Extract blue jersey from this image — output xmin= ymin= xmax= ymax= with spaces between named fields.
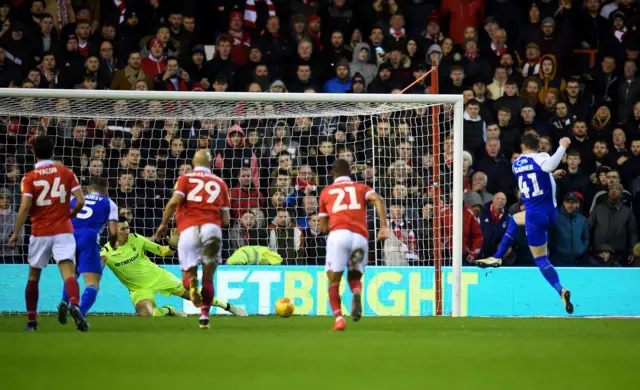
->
xmin=71 ymin=193 xmax=118 ymax=274
xmin=513 ymin=152 xmax=557 ymax=211
xmin=71 ymin=193 xmax=118 ymax=241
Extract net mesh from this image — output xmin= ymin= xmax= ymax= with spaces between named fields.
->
xmin=0 ymin=94 xmax=455 ymax=314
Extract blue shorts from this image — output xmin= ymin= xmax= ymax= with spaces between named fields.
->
xmin=75 ymin=234 xmax=102 ymax=275
xmin=525 ymin=207 xmax=557 ymax=247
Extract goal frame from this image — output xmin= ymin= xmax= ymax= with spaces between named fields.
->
xmin=0 ymin=88 xmax=464 ymax=317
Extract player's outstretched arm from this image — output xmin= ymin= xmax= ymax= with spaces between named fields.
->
xmin=155 ymin=193 xmax=184 ymax=240
xmin=9 ymin=195 xmax=32 ymax=247
xmin=367 ymin=191 xmax=389 ymax=241
xmin=135 ymin=234 xmax=173 ymax=257
xmin=541 ymin=137 xmax=571 ymax=173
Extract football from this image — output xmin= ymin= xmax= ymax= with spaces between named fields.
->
xmin=275 ymin=298 xmax=295 ymax=318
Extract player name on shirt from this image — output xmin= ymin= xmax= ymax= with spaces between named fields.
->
xmin=513 ymin=164 xmax=533 ymax=174
xmin=34 ymin=167 xmax=58 ymax=175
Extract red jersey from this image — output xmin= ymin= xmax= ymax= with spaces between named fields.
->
xmin=21 ymin=160 xmax=81 ymax=236
xmin=174 ymin=167 xmax=230 ymax=232
xmin=318 ymin=176 xmax=374 ymax=239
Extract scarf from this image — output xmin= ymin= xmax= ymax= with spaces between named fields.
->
xmin=391 ymin=219 xmax=418 ymax=260
xmin=244 ymin=0 xmax=276 ymax=29
xmin=490 ymin=204 xmax=504 ymax=224
xmin=114 ymin=0 xmax=127 ymax=24
xmin=465 ymin=51 xmax=479 ymax=61
xmin=522 ymin=59 xmax=541 ymax=77
xmin=56 ymin=0 xmax=69 ymax=31
xmin=390 ymin=27 xmax=405 ymax=39
xmin=491 ymin=42 xmax=507 ymax=56
xmin=613 ymin=26 xmax=628 ymax=43
xmin=229 ymin=28 xmax=250 ymax=46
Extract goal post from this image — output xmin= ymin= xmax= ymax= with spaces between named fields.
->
xmin=0 ymin=89 xmax=464 ymax=317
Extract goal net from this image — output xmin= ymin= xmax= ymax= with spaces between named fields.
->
xmin=0 ymin=90 xmax=463 ymax=317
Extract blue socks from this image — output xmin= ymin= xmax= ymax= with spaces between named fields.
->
xmin=80 ymin=285 xmax=99 ymax=316
xmin=63 ymin=284 xmax=99 ymax=315
xmin=534 ymin=255 xmax=563 ymax=295
xmin=493 ymin=217 xmax=519 ymax=258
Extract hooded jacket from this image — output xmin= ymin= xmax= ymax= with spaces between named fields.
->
xmin=537 ymin=54 xmax=567 ymax=104
xmin=214 ymin=124 xmax=259 ymax=187
xmin=349 ymin=42 xmax=378 ymax=86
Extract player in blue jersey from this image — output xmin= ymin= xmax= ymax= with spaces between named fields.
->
xmin=475 ymin=133 xmax=574 ymax=314
xmin=57 ymin=178 xmax=118 ymax=323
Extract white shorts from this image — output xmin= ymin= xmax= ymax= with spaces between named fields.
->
xmin=177 ymin=224 xmax=223 ymax=271
xmin=325 ymin=230 xmax=368 ymax=273
xmin=28 ymin=234 xmax=76 ymax=269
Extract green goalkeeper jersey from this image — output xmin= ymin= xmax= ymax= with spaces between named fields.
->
xmin=101 ymin=233 xmax=175 ymax=291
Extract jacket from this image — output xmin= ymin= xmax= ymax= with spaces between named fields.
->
xmin=479 ymin=203 xmax=510 ymax=258
xmin=588 ymin=200 xmax=638 ymax=255
xmin=349 ymin=42 xmax=377 ymax=85
xmin=550 ymin=206 xmax=589 ymax=266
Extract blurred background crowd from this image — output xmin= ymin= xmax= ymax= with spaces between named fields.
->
xmin=1 ymin=0 xmax=640 ymax=268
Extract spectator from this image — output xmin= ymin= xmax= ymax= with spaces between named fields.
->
xmin=230 ymin=167 xmax=265 ymax=221
xmin=479 ymin=192 xmax=509 ymax=258
xmin=556 ymin=149 xmax=589 ymax=205
xmin=214 ymin=124 xmax=259 ymax=186
xmin=585 ymin=244 xmax=621 ymax=267
xmin=141 ymin=38 xmax=166 ymax=80
xmin=229 ymin=210 xmax=269 ymax=250
xmin=349 ymin=42 xmax=376 ymax=86
xmin=323 ymin=58 xmax=351 ymax=93
xmin=589 ymin=183 xmax=638 ymax=266
xmin=0 ymin=187 xmax=22 ymax=259
xmin=589 ymin=168 xmax=633 ymax=212
xmin=304 ymin=213 xmax=326 ymax=265
xmin=268 ymin=209 xmax=303 ymax=264
xmin=550 ymin=192 xmax=589 ymax=266
xmin=111 ymin=51 xmax=151 ymax=90
xmin=384 ymin=202 xmax=419 ymax=265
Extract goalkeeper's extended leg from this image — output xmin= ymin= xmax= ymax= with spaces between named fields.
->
xmin=212 ymin=297 xmax=248 ymax=316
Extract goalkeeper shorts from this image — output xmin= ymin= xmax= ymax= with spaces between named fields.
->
xmin=129 ymin=271 xmax=185 ymax=306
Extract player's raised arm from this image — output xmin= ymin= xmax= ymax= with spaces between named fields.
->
xmin=367 ymin=191 xmax=389 ymax=241
xmin=134 ymin=233 xmax=173 ymax=257
xmin=540 ymin=137 xmax=571 ymax=173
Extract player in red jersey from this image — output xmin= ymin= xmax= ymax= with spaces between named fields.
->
xmin=318 ymin=159 xmax=388 ymax=331
xmin=8 ymin=136 xmax=88 ymax=332
xmin=155 ymin=149 xmax=231 ymax=329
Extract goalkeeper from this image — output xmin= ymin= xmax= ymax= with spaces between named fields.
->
xmin=101 ymin=217 xmax=246 ymax=317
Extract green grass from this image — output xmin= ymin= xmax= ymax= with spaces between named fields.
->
xmin=0 ymin=316 xmax=638 ymax=390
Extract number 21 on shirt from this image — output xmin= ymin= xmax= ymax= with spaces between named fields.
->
xmin=518 ymin=173 xmax=543 ymax=199
xmin=328 ymin=186 xmax=362 ymax=213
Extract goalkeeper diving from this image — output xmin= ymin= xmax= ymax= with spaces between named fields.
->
xmin=100 ymin=216 xmax=246 ymax=317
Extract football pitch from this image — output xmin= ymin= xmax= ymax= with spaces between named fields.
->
xmin=0 ymin=316 xmax=638 ymax=390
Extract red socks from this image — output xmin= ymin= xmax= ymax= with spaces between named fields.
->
xmin=349 ymin=280 xmax=362 ymax=295
xmin=200 ymin=280 xmax=214 ymax=317
xmin=64 ymin=277 xmax=80 ymax=305
xmin=183 ymin=277 xmax=191 ymax=290
xmin=201 ymin=280 xmax=214 ymax=306
xmin=328 ymin=284 xmax=342 ymax=318
xmin=25 ymin=280 xmax=39 ymax=321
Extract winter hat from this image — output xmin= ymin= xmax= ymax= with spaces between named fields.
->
xmin=336 ymin=58 xmax=350 ymax=69
xmin=270 ymin=79 xmax=286 ymax=90
xmin=541 ymin=17 xmax=555 ymax=28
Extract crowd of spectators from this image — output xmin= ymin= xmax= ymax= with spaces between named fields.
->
xmin=0 ymin=0 xmax=640 ymax=268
